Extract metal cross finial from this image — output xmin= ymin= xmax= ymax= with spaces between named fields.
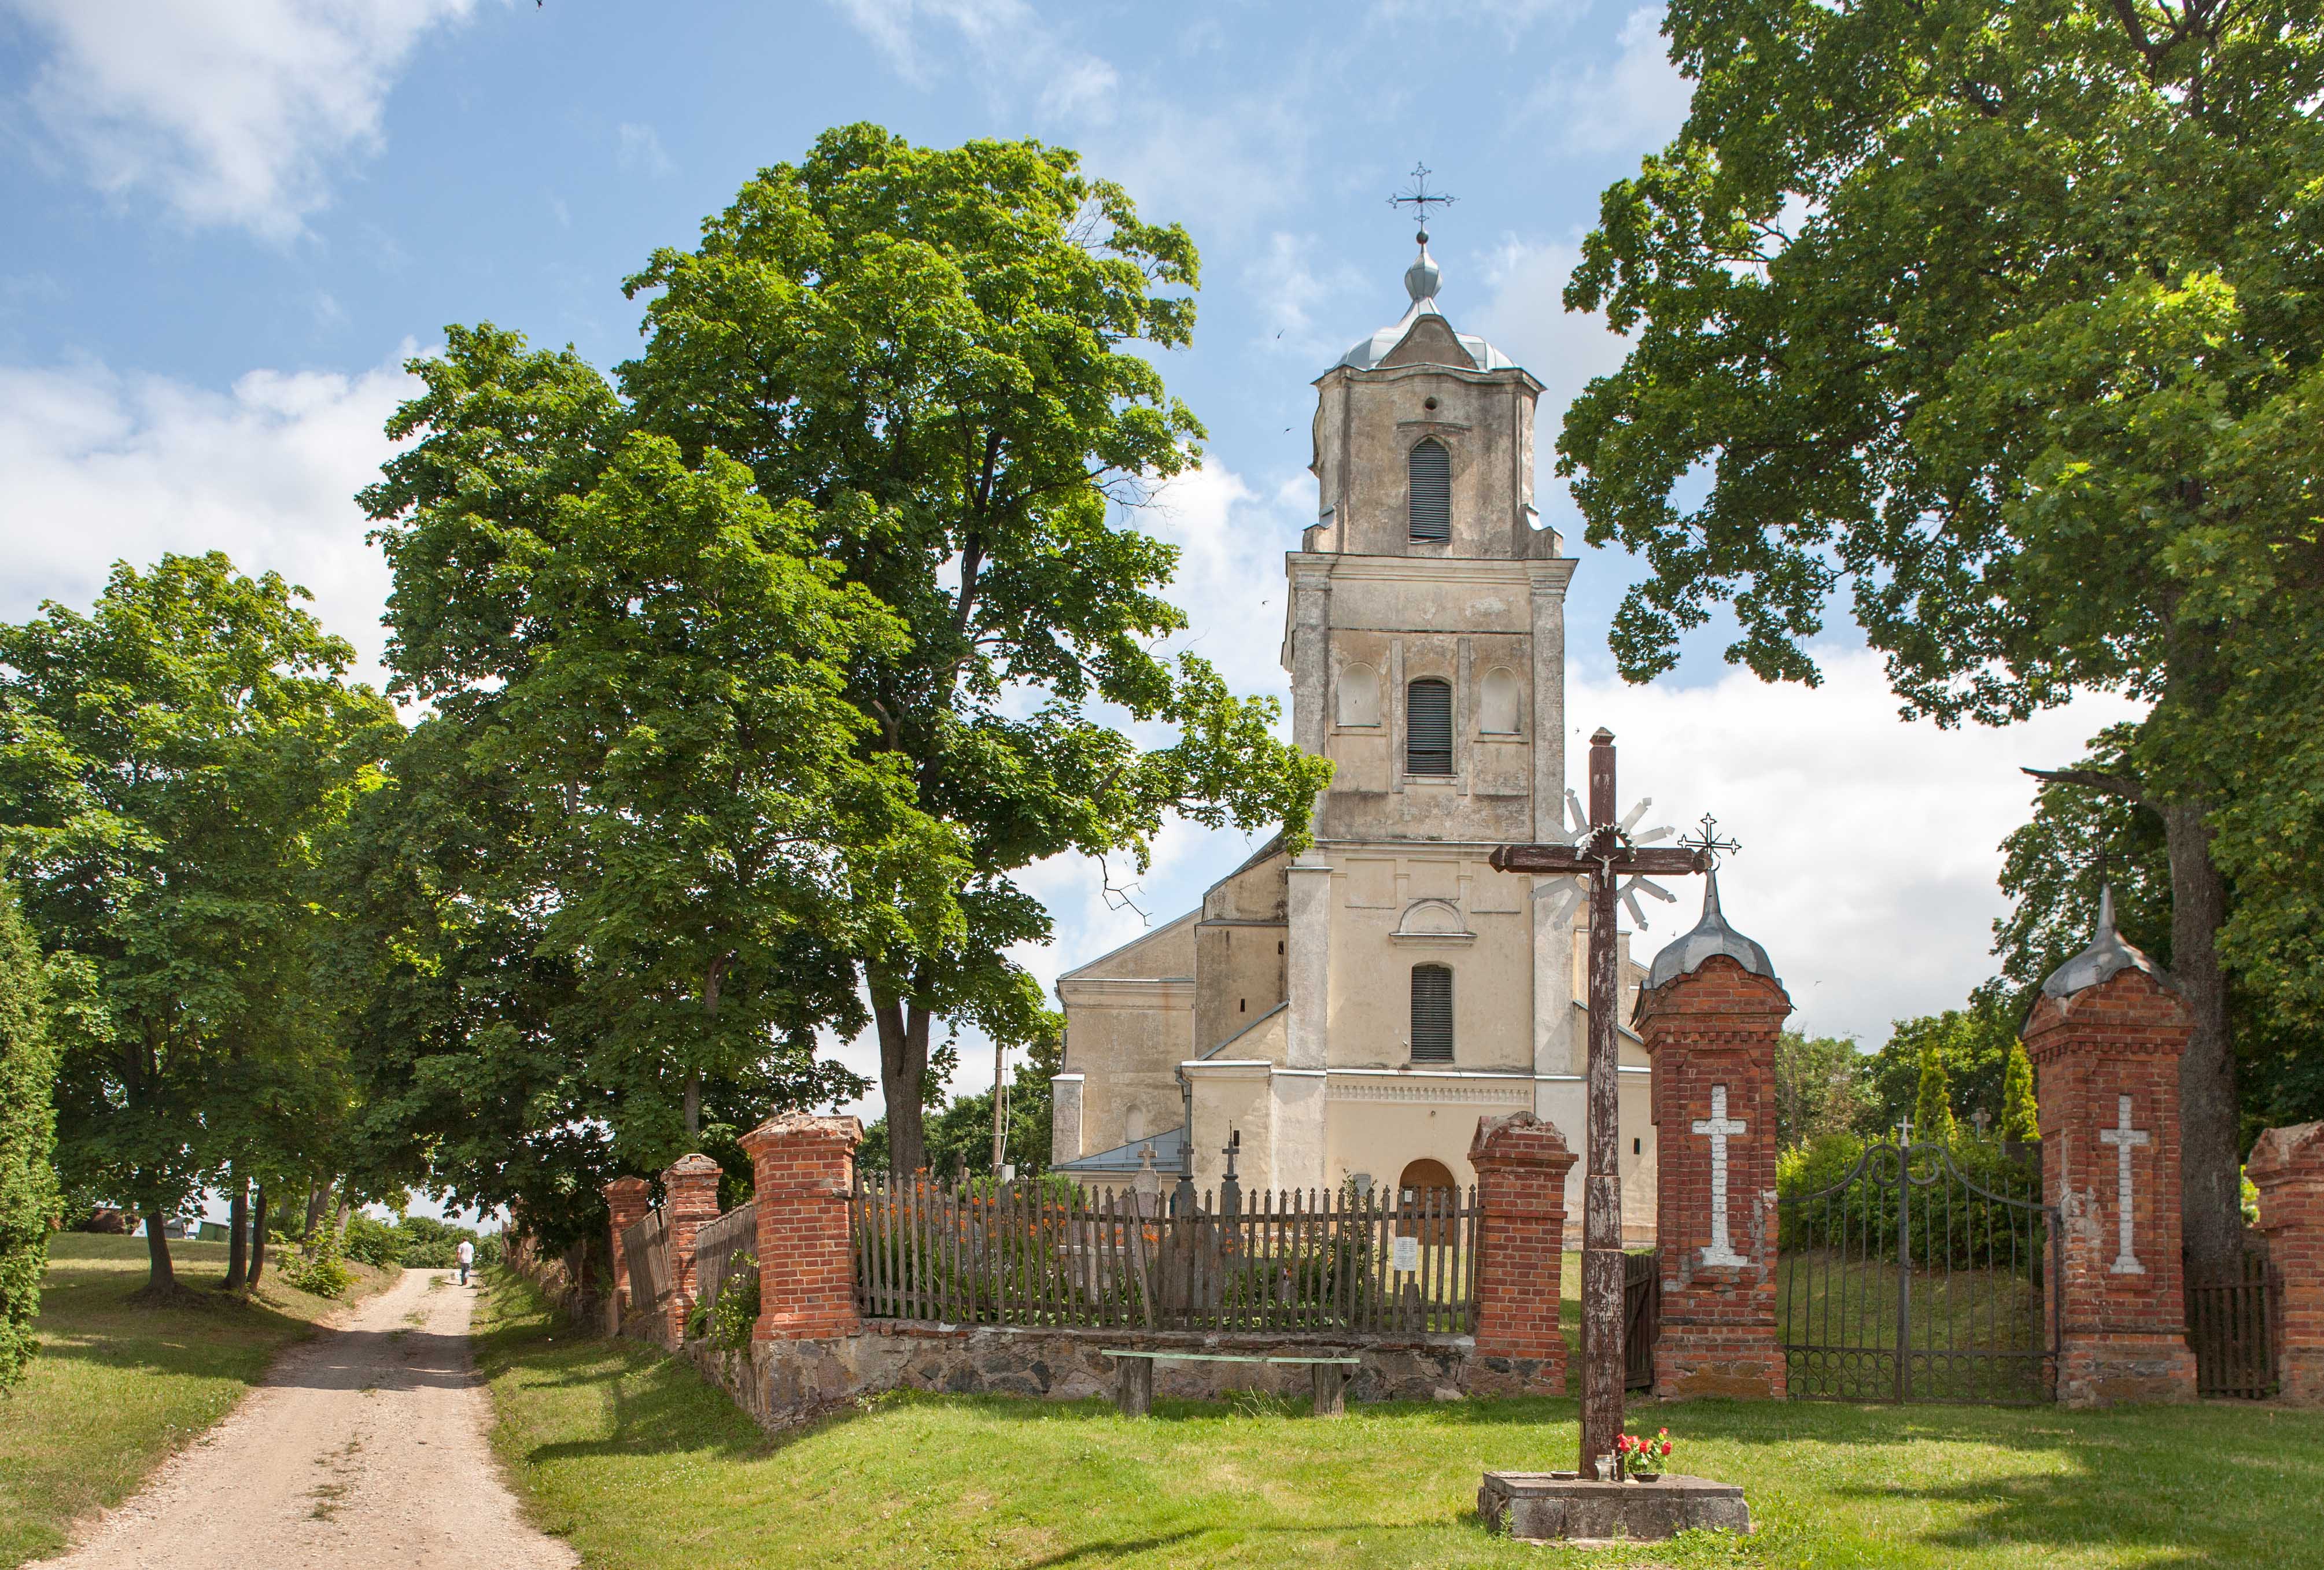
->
xmin=1221 ymin=1128 xmax=1241 ymax=1180
xmin=1388 ymin=161 xmax=1457 ymax=242
xmin=1677 ymin=812 xmax=1743 ymax=870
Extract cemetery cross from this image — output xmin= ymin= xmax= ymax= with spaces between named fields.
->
xmin=1487 ymin=727 xmax=1722 ymax=1479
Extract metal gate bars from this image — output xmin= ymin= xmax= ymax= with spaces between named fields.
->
xmin=1777 ymin=1135 xmax=2059 ymax=1403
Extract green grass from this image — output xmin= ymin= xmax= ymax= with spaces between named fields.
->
xmin=0 ymin=1233 xmax=397 ymax=1567
xmin=475 ymin=1265 xmax=2324 ymax=1569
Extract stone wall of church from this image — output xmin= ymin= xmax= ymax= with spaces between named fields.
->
xmin=1308 ymin=359 xmax=1541 ymax=560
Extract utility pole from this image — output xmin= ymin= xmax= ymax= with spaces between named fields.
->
xmin=990 ymin=1039 xmax=1009 ymax=1179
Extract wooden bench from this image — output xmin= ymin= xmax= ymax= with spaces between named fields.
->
xmin=1101 ymin=1349 xmax=1361 ymax=1417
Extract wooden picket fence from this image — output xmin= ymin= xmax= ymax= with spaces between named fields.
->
xmin=691 ymin=1200 xmax=758 ymax=1313
xmin=2185 ymin=1247 xmax=2280 ymax=1399
xmin=620 ymin=1207 xmax=672 ymax=1310
xmin=850 ymin=1173 xmax=1480 ymax=1335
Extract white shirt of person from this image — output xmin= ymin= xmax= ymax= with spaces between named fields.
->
xmin=456 ymin=1240 xmax=475 ymax=1265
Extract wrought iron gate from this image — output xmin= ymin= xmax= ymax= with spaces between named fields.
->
xmin=1777 ymin=1135 xmax=2059 ymax=1403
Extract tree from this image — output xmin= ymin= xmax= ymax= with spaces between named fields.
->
xmin=1559 ymin=0 xmax=2324 ymax=1272
xmin=1913 ymin=1039 xmax=1958 ymax=1144
xmin=1861 ymin=1003 xmax=2015 ymax=1139
xmin=0 ymin=878 xmax=57 ymax=1387
xmin=368 ymin=126 xmax=1330 ymax=1179
xmin=1773 ymin=1029 xmax=1867 ymax=1149
xmin=0 ymin=555 xmax=399 ymax=1293
xmin=2000 ymin=1040 xmax=2039 ymax=1144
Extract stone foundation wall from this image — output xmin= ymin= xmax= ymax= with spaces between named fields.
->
xmin=680 ymin=1320 xmax=1547 ymax=1431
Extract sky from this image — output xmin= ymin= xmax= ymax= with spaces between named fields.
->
xmin=0 ymin=0 xmax=2140 ymax=1136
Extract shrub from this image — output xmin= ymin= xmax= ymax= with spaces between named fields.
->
xmin=340 ymin=1214 xmax=404 ymax=1268
xmin=702 ymin=1254 xmax=759 ymax=1350
xmin=0 ymin=885 xmax=58 ymax=1388
xmin=282 ymin=1229 xmax=354 ymax=1298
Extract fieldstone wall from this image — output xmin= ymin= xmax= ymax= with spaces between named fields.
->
xmin=680 ymin=1320 xmax=1536 ymax=1432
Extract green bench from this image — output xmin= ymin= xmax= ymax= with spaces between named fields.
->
xmin=1101 ymin=1349 xmax=1361 ymax=1417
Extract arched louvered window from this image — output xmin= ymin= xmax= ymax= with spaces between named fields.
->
xmin=1411 ymin=965 xmax=1454 ymax=1062
xmin=1406 ymin=678 xmax=1452 ymax=776
xmin=1408 ymin=438 xmax=1451 ymax=541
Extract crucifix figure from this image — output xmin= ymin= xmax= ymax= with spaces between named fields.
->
xmin=1488 ymin=727 xmax=1725 ymax=1479
xmin=1694 ymin=1085 xmax=1748 ymax=1268
xmin=2098 ymin=1094 xmax=2150 ymax=1275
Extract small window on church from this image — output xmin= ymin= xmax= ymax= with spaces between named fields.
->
xmin=1411 ymin=965 xmax=1454 ymax=1062
xmin=1408 ymin=438 xmax=1451 ymax=541
xmin=1406 ymin=678 xmax=1452 ymax=775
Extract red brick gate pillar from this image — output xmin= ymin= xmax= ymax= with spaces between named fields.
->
xmin=661 ymin=1152 xmax=724 ymax=1344
xmin=2247 ymin=1121 xmax=2324 ymax=1403
xmin=1468 ymin=1111 xmax=1577 ymax=1395
xmin=1635 ymin=876 xmax=1789 ymax=1399
xmin=2021 ymin=889 xmax=2197 ymax=1407
xmin=738 ymin=1113 xmax=863 ymax=1341
xmin=603 ymin=1175 xmax=652 ymax=1329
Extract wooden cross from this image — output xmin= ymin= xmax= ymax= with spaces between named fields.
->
xmin=1488 ymin=727 xmax=1717 ymax=1480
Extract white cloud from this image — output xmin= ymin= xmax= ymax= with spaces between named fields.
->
xmin=829 ymin=0 xmax=1117 ymax=120
xmin=0 ymin=350 xmax=420 ymax=687
xmin=615 ymin=121 xmax=674 ymax=178
xmin=1244 ymin=233 xmax=1366 ymax=360
xmin=6 ymin=0 xmax=477 ymax=241
xmin=1525 ymin=4 xmax=1694 ymax=156
xmin=1566 ymin=650 xmax=2144 ymax=1046
xmin=1140 ymin=461 xmax=1301 ymax=709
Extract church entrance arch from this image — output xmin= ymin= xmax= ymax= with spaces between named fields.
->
xmin=1396 ymin=1158 xmax=1458 ymax=1244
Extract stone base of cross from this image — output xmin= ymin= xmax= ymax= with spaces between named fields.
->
xmin=1489 ymin=727 xmax=1720 ymax=1479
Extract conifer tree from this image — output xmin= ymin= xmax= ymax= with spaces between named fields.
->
xmin=1912 ymin=1039 xmax=1956 ymax=1144
xmin=2000 ymin=1040 xmax=2039 ymax=1145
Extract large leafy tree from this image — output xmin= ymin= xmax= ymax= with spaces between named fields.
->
xmin=1559 ymin=0 xmax=2324 ymax=1272
xmin=369 ymin=126 xmax=1329 ymax=1178
xmin=0 ymin=555 xmax=400 ymax=1292
xmin=0 ymin=878 xmax=56 ymax=1386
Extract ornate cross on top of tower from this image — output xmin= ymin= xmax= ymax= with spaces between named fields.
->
xmin=1388 ymin=161 xmax=1457 ymax=243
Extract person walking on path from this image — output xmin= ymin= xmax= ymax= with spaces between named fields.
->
xmin=456 ymin=1238 xmax=475 ymax=1286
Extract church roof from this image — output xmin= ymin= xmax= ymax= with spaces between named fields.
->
xmin=1334 ymin=239 xmax=1517 ymax=374
xmin=2039 ymin=884 xmax=2174 ymax=999
xmin=1643 ymin=871 xmax=1779 ymax=992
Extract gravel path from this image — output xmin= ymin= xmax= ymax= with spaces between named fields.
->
xmin=49 ymin=1268 xmax=578 ymax=1570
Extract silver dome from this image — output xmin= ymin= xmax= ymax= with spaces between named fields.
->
xmin=1336 ymin=240 xmax=1517 ymax=373
xmin=1643 ymin=871 xmax=1779 ymax=992
xmin=2039 ymin=885 xmax=2175 ymax=999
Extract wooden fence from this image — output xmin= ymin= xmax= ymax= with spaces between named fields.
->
xmin=691 ymin=1201 xmax=758 ymax=1313
xmin=850 ymin=1174 xmax=1480 ymax=1335
xmin=2186 ymin=1248 xmax=2279 ymax=1399
xmin=620 ymin=1208 xmax=672 ymax=1312
xmin=1623 ymin=1248 xmax=1659 ymax=1390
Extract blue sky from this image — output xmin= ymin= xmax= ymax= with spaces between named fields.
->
xmin=0 ymin=0 xmax=2139 ymax=1128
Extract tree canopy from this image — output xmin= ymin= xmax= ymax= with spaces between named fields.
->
xmin=0 ymin=555 xmax=399 ymax=1291
xmin=0 ymin=877 xmax=56 ymax=1385
xmin=365 ymin=125 xmax=1329 ymax=1181
xmin=1560 ymin=0 xmax=2324 ymax=1270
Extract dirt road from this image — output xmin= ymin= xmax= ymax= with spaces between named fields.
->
xmin=50 ymin=1268 xmax=577 ymax=1570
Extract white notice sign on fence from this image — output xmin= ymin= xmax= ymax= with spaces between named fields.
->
xmin=1391 ymin=1235 xmax=1420 ymax=1273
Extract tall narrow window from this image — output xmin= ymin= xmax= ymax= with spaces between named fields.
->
xmin=1411 ymin=965 xmax=1454 ymax=1062
xmin=1406 ymin=678 xmax=1452 ymax=775
xmin=1408 ymin=438 xmax=1451 ymax=541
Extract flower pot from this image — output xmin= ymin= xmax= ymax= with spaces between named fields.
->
xmin=1629 ymin=1472 xmax=1661 ymax=1483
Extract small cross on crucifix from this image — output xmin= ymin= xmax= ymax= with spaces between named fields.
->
xmin=1694 ymin=1085 xmax=1749 ymax=1268
xmin=2098 ymin=1094 xmax=2150 ymax=1275
xmin=1488 ymin=727 xmax=1722 ymax=1480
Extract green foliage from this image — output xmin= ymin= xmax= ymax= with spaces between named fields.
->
xmin=0 ymin=554 xmax=401 ymax=1288
xmin=340 ymin=1214 xmax=403 ymax=1268
xmin=1773 ymin=1030 xmax=1867 ymax=1150
xmin=1912 ymin=1040 xmax=1958 ymax=1145
xmin=862 ymin=1039 xmax=1063 ymax=1179
xmin=2000 ymin=1041 xmax=2039 ymax=1144
xmin=0 ymin=880 xmax=58 ymax=1386
xmin=281 ymin=1228 xmax=354 ymax=1299
xmin=1861 ymin=1002 xmax=2017 ymax=1139
xmin=388 ymin=1214 xmax=499 ymax=1269
xmin=1561 ymin=0 xmax=2324 ymax=1257
xmin=1779 ymin=1130 xmax=2039 ymax=1266
xmin=699 ymin=1253 xmax=758 ymax=1351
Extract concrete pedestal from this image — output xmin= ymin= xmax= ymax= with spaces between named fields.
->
xmin=1477 ymin=1472 xmax=1750 ymax=1543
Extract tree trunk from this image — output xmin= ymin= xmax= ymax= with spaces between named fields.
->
xmin=304 ymin=1181 xmax=329 ymax=1239
xmin=223 ymin=1169 xmax=249 ymax=1291
xmin=143 ymin=1210 xmax=176 ymax=1294
xmin=684 ymin=1072 xmax=700 ymax=1140
xmin=248 ymin=1186 xmax=270 ymax=1288
xmin=2164 ymin=801 xmax=2245 ymax=1278
xmin=870 ymin=970 xmax=930 ymax=1177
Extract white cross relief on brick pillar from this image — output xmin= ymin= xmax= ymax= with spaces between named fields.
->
xmin=1694 ymin=1084 xmax=1748 ymax=1268
xmin=2098 ymin=1092 xmax=2151 ymax=1275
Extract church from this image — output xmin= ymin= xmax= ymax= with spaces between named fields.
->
xmin=1048 ymin=235 xmax=1659 ymax=1241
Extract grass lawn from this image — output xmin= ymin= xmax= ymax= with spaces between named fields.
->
xmin=0 ymin=1233 xmax=397 ymax=1567
xmin=475 ymin=1265 xmax=2324 ymax=1569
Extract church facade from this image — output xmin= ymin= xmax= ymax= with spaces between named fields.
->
xmin=1048 ymin=241 xmax=1658 ymax=1239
